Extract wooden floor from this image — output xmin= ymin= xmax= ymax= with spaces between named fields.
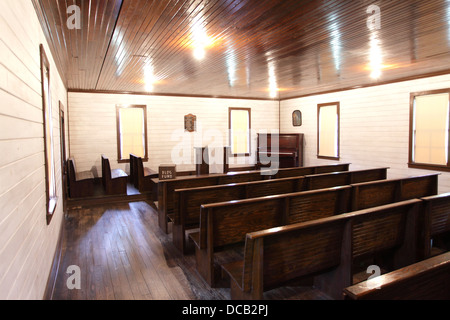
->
xmin=52 ymin=200 xmax=332 ymax=300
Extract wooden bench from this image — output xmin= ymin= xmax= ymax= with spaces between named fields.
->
xmin=343 ymin=251 xmax=450 ymax=300
xmin=419 ymin=193 xmax=450 ymax=260
xmin=351 ymin=173 xmax=439 ymax=211
xmin=68 ymin=157 xmax=95 ymax=198
xmin=157 ymin=163 xmax=351 ymax=233
xmin=221 ymin=199 xmax=422 ymax=300
xmin=101 ymin=155 xmax=128 ymax=195
xmin=189 ymin=174 xmax=438 ymax=287
xmin=130 ymin=154 xmax=157 ymax=193
xmin=173 ymin=168 xmax=388 ymax=253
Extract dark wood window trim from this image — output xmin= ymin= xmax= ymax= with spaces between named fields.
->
xmin=317 ymin=102 xmax=340 ymax=161
xmin=408 ymin=89 xmax=450 ymax=172
xmin=229 ymin=107 xmax=252 ymax=157
xmin=40 ymin=44 xmax=58 ymax=225
xmin=116 ymin=104 xmax=149 ymax=164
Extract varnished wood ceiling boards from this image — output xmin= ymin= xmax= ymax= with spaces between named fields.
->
xmin=33 ymin=0 xmax=450 ymax=100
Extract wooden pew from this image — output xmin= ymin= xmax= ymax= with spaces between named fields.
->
xmin=351 ymin=173 xmax=439 ymax=211
xmin=173 ymin=168 xmax=388 ymax=253
xmin=190 ymin=186 xmax=354 ymax=287
xmin=101 ymin=155 xmax=128 ymax=195
xmin=221 ymin=199 xmax=422 ymax=300
xmin=419 ymin=193 xmax=450 ymax=260
xmin=343 ymin=251 xmax=450 ymax=300
xmin=189 ymin=174 xmax=438 ymax=287
xmin=67 ymin=157 xmax=95 ymax=198
xmin=130 ymin=154 xmax=157 ymax=193
xmin=157 ymin=163 xmax=351 ymax=233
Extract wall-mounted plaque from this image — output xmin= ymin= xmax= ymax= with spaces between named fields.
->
xmin=184 ymin=114 xmax=197 ymax=132
xmin=292 ymin=110 xmax=302 ymax=127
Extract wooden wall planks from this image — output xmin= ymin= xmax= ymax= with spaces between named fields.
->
xmin=68 ymin=91 xmax=279 ymax=175
xmin=280 ymin=73 xmax=450 ymax=194
xmin=0 ymin=0 xmax=67 ymax=300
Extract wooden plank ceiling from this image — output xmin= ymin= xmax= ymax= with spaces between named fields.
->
xmin=33 ymin=0 xmax=450 ymax=100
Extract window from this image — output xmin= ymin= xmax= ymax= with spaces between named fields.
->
xmin=40 ymin=45 xmax=57 ymax=224
xmin=317 ymin=102 xmax=340 ymax=160
xmin=229 ymin=108 xmax=251 ymax=156
xmin=409 ymin=90 xmax=450 ymax=171
xmin=116 ymin=105 xmax=148 ymax=163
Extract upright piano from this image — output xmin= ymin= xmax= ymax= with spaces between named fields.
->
xmin=257 ymin=133 xmax=304 ymax=169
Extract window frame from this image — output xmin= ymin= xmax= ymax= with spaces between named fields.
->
xmin=40 ymin=44 xmax=58 ymax=225
xmin=116 ymin=104 xmax=149 ymax=164
xmin=408 ymin=89 xmax=450 ymax=172
xmin=229 ymin=107 xmax=252 ymax=157
xmin=317 ymin=102 xmax=341 ymax=161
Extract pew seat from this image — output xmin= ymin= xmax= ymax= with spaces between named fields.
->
xmin=102 ymin=155 xmax=128 ymax=195
xmin=68 ymin=157 xmax=94 ymax=198
xmin=343 ymin=251 xmax=450 ymax=300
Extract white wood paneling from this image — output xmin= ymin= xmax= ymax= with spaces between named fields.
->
xmin=0 ymin=0 xmax=67 ymax=300
xmin=280 ymin=74 xmax=450 ymax=193
xmin=68 ymin=92 xmax=279 ymax=174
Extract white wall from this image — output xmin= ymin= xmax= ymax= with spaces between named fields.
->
xmin=68 ymin=92 xmax=279 ymax=175
xmin=281 ymin=74 xmax=450 ymax=194
xmin=0 ymin=0 xmax=67 ymax=299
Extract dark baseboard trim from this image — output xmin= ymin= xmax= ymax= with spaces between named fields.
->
xmin=43 ymin=215 xmax=64 ymax=300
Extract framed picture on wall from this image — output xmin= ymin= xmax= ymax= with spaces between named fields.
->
xmin=292 ymin=110 xmax=302 ymax=127
xmin=184 ymin=114 xmax=197 ymax=132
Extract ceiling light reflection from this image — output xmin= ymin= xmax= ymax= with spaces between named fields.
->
xmin=447 ymin=1 xmax=450 ymax=42
xmin=268 ymin=60 xmax=278 ymax=98
xmin=226 ymin=46 xmax=237 ymax=87
xmin=369 ymin=31 xmax=383 ymax=79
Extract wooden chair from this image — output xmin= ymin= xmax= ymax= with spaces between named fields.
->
xmin=222 ymin=199 xmax=422 ymax=300
xmin=101 ymin=155 xmax=128 ymax=195
xmin=68 ymin=157 xmax=94 ymax=198
xmin=343 ymin=251 xmax=450 ymax=300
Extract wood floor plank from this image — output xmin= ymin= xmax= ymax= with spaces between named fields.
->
xmin=52 ymin=200 xmax=329 ymax=300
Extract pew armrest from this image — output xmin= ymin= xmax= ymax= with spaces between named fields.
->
xmin=189 ymin=232 xmax=200 ymax=248
xmin=76 ymin=171 xmax=94 ymax=181
xmin=221 ymin=260 xmax=244 ymax=290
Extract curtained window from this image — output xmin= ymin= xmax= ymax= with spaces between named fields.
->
xmin=116 ymin=105 xmax=148 ymax=162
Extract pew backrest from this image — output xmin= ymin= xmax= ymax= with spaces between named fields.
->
xmin=351 ymin=174 xmax=439 ymax=211
xmin=197 ymin=186 xmax=353 ymax=250
xmin=343 ymin=251 xmax=450 ymax=300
